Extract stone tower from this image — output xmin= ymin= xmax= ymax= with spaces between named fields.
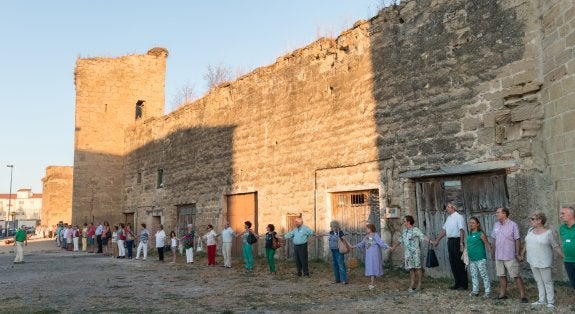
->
xmin=72 ymin=47 xmax=168 ymax=224
xmin=41 ymin=166 xmax=73 ymax=227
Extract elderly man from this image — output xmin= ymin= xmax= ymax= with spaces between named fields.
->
xmin=14 ymin=225 xmax=28 ymax=264
xmin=220 ymin=221 xmax=234 ymax=268
xmin=434 ymin=202 xmax=468 ymax=290
xmin=491 ymin=207 xmax=527 ymax=303
xmin=283 ymin=217 xmax=314 ymax=277
xmin=559 ymin=206 xmax=575 ymax=291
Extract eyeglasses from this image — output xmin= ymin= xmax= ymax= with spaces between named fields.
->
xmin=530 ymin=217 xmax=537 ymax=221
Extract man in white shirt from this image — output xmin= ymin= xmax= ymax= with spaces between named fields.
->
xmin=155 ymin=224 xmax=166 ymax=262
xmin=434 ymin=202 xmax=468 ymax=290
xmin=220 ymin=221 xmax=235 ymax=268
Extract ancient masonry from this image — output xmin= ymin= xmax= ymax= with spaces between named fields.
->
xmin=42 ymin=166 xmax=73 ymax=227
xmin=72 ymin=0 xmax=574 ymax=278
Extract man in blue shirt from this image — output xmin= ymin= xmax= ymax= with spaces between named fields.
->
xmin=283 ymin=217 xmax=314 ymax=277
xmin=95 ymin=222 xmax=104 ymax=253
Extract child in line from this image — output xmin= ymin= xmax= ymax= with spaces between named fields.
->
xmin=170 ymin=231 xmax=179 ymax=264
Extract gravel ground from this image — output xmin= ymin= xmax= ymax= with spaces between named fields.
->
xmin=0 ymin=239 xmax=573 ymax=313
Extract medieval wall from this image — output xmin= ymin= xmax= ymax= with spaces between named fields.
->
xmin=74 ymin=0 xmax=574 ymax=269
xmin=72 ymin=48 xmax=167 ymax=225
xmin=41 ymin=166 xmax=73 ymax=227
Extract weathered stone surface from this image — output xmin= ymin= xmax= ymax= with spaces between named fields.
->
xmin=511 ymin=102 xmax=544 ymax=121
xmin=41 ymin=166 xmax=73 ymax=227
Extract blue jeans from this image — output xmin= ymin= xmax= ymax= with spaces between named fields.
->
xmin=331 ymin=249 xmax=347 ymax=282
xmin=565 ymin=262 xmax=575 ymax=289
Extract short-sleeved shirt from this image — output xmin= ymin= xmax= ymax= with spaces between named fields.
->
xmin=443 ymin=211 xmax=465 ymax=238
xmin=265 ymin=231 xmax=278 ymax=249
xmin=467 ymin=231 xmax=487 ymax=261
xmin=15 ymin=229 xmax=27 ymax=242
xmin=560 ymin=223 xmax=575 ymax=263
xmin=284 ymin=224 xmax=314 ymax=245
xmin=491 ymin=218 xmax=520 ymax=261
xmin=221 ymin=227 xmax=234 ymax=243
xmin=525 ymin=229 xmax=558 ymax=268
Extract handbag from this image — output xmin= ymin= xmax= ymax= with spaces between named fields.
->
xmin=272 ymin=236 xmax=281 ymax=249
xmin=196 ymin=237 xmax=203 ymax=252
xmin=337 ymin=236 xmax=350 ymax=254
xmin=426 ymin=247 xmax=439 ymax=268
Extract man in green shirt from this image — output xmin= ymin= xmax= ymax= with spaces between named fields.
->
xmin=559 ymin=206 xmax=575 ymax=291
xmin=14 ymin=225 xmax=28 ymax=264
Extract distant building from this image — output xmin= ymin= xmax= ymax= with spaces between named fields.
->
xmin=0 ymin=189 xmax=42 ymax=223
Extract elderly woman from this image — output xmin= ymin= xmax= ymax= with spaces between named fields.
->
xmin=390 ymin=215 xmax=430 ymax=292
xmin=520 ymin=212 xmax=564 ymax=309
xmin=182 ymin=224 xmax=195 ymax=264
xmin=353 ymin=223 xmax=389 ymax=290
xmin=318 ymin=221 xmax=348 ymax=284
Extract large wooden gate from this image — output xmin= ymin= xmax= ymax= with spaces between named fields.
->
xmin=331 ymin=189 xmax=379 ymax=262
xmin=415 ymin=171 xmax=508 ymax=279
xmin=226 ymin=193 xmax=257 ymax=258
xmin=176 ymin=204 xmax=196 ymax=237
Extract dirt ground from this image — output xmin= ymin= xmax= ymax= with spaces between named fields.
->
xmin=0 ymin=238 xmax=573 ymax=313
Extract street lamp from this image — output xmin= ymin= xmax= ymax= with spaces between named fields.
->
xmin=5 ymin=165 xmax=13 ymax=237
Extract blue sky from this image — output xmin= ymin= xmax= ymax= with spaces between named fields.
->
xmin=0 ymin=0 xmax=390 ymax=193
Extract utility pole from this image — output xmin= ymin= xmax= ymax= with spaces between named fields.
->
xmin=5 ymin=165 xmax=14 ymax=237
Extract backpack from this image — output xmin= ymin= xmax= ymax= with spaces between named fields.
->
xmin=247 ymin=232 xmax=258 ymax=245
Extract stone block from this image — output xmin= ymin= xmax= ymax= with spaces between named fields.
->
xmin=483 ymin=112 xmax=496 ymax=128
xmin=495 ymin=125 xmax=506 ymax=144
xmin=556 ymin=95 xmax=575 ymax=114
xmin=511 ymin=103 xmax=544 ymax=122
xmin=522 ymin=81 xmax=542 ymax=94
xmin=563 ymin=110 xmax=575 ymax=132
xmin=544 ymin=65 xmax=567 ymax=83
xmin=495 ymin=109 xmax=512 ymax=124
xmin=462 ymin=117 xmax=482 ymax=131
xmin=520 ymin=120 xmax=543 ymax=138
xmin=477 ymin=127 xmax=495 ymax=145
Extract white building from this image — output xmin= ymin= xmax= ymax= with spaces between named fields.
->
xmin=0 ymin=189 xmax=42 ymax=222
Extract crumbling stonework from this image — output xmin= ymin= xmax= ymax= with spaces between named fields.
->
xmin=41 ymin=166 xmax=73 ymax=227
xmin=72 ymin=0 xmax=574 ymax=279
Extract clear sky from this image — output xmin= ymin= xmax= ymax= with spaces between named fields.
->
xmin=0 ymin=0 xmax=390 ymax=193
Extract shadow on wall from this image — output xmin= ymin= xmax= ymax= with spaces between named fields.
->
xmin=370 ymin=1 xmax=526 ymax=274
xmin=72 ymin=125 xmax=237 ymax=228
xmin=122 ymin=125 xmax=237 ymax=226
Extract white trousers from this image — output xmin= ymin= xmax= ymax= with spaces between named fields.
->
xmin=118 ymin=239 xmax=125 ymax=257
xmin=531 ymin=266 xmax=555 ymax=305
xmin=14 ymin=241 xmax=24 ymax=263
xmin=73 ymin=237 xmax=79 ymax=251
xmin=136 ymin=242 xmax=148 ymax=259
xmin=222 ymin=242 xmax=232 ymax=267
xmin=185 ymin=247 xmax=194 ymax=263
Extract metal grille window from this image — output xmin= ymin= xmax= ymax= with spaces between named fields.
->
xmin=351 ymin=193 xmax=366 ymax=205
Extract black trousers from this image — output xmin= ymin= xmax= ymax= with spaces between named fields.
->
xmin=157 ymin=247 xmax=164 ymax=261
xmin=448 ymin=237 xmax=468 ymax=288
xmin=294 ymin=243 xmax=309 ymax=276
xmin=96 ymin=235 xmax=103 ymax=253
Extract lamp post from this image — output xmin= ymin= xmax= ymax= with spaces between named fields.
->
xmin=5 ymin=165 xmax=13 ymax=237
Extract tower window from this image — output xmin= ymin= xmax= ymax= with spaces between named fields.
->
xmin=157 ymin=169 xmax=164 ymax=188
xmin=135 ymin=100 xmax=145 ymax=120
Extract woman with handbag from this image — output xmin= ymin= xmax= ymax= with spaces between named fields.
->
xmin=318 ymin=221 xmax=348 ymax=284
xmin=390 ymin=215 xmax=430 ymax=292
xmin=263 ymin=224 xmax=279 ymax=274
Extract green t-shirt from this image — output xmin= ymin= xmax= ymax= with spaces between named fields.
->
xmin=15 ymin=229 xmax=27 ymax=242
xmin=467 ymin=230 xmax=487 ymax=261
xmin=559 ymin=223 xmax=575 ymax=263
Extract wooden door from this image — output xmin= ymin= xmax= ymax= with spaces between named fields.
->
xmin=331 ymin=190 xmax=379 ymax=262
xmin=226 ymin=193 xmax=257 ymax=258
xmin=415 ymin=172 xmax=508 ymax=279
xmin=176 ymin=204 xmax=196 ymax=238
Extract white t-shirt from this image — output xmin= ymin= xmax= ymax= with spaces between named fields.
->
xmin=171 ymin=237 xmax=178 ymax=248
xmin=525 ymin=229 xmax=558 ymax=268
xmin=204 ymin=230 xmax=217 ymax=246
xmin=221 ymin=227 xmax=234 ymax=243
xmin=443 ymin=211 xmax=465 ymax=238
xmin=155 ymin=230 xmax=166 ymax=248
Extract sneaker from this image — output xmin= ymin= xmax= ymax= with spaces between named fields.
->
xmin=482 ymin=293 xmax=490 ymax=299
xmin=546 ymin=304 xmax=554 ymax=309
xmin=408 ymin=288 xmax=416 ymax=292
xmin=368 ymin=284 xmax=375 ymax=290
xmin=469 ymin=292 xmax=479 ymax=297
xmin=531 ymin=301 xmax=546 ymax=306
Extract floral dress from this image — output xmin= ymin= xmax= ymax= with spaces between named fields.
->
xmin=399 ymin=227 xmax=425 ymax=269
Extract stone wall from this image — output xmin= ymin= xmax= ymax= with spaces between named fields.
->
xmin=73 ymin=0 xmax=574 ymax=269
xmin=41 ymin=166 xmax=73 ymax=227
xmin=72 ymin=48 xmax=168 ymax=225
